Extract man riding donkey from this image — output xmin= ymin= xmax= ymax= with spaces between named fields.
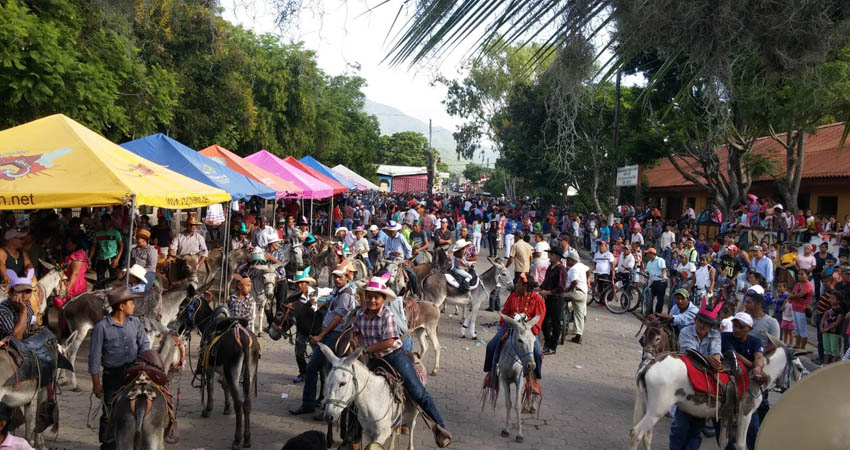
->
xmin=167 ymin=212 xmax=208 ymax=283
xmin=482 ymin=272 xmax=545 ymax=409
xmin=89 ymin=286 xmax=155 ymax=450
xmin=349 ymin=276 xmax=453 ymax=447
xmin=382 ymin=221 xmax=420 ymax=297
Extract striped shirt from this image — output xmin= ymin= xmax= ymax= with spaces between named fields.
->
xmin=0 ymin=301 xmax=33 ymax=338
xmin=227 ymin=294 xmax=256 ymax=329
xmin=352 ymin=305 xmax=403 ymax=358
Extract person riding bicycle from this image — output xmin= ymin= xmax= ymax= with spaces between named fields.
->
xmin=615 ymin=244 xmax=635 ymax=291
xmin=593 ymin=240 xmax=615 ymax=299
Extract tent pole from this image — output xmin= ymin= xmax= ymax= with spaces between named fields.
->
xmin=124 ymin=194 xmax=137 ymax=287
xmin=329 ymin=196 xmax=333 ymax=239
xmin=309 ymin=199 xmax=313 ymax=233
xmin=218 ymin=201 xmax=231 ymax=306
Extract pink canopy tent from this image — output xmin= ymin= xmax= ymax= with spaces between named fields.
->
xmin=284 ymin=156 xmax=348 ymax=194
xmin=245 ymin=150 xmax=333 ymax=199
xmin=199 ymin=144 xmax=302 ymax=199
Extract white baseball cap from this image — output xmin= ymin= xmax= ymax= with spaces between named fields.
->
xmin=732 ymin=312 xmax=753 ymax=328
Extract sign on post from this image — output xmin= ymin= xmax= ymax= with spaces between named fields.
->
xmin=616 ymin=165 xmax=639 ymax=187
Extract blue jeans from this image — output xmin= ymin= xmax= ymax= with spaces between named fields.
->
xmin=402 ymin=335 xmax=413 ymax=352
xmin=483 ymin=326 xmax=542 ymax=379
xmin=792 ymin=311 xmax=808 ymax=338
xmin=669 ymin=408 xmax=704 ymax=450
xmin=343 ymin=219 xmax=353 ymax=230
xmin=300 ymin=331 xmax=341 ymax=409
xmin=385 ymin=348 xmax=445 ymax=427
xmin=488 ymin=287 xmax=501 ymax=310
xmin=722 ymin=409 xmax=759 ymax=450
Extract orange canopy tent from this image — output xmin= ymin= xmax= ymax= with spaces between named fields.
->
xmin=199 ymin=145 xmax=302 ymax=199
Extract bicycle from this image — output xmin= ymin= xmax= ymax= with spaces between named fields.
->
xmin=602 ymin=272 xmax=641 ymax=314
xmin=637 ymin=272 xmax=668 ymax=316
xmin=589 ymin=272 xmax=612 ymax=305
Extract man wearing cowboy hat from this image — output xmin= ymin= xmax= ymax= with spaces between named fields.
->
xmin=89 ymin=286 xmax=150 ymax=450
xmin=352 ymin=226 xmax=373 ymax=271
xmin=383 ymin=221 xmax=412 ymax=260
xmin=129 ymin=228 xmax=157 ymax=287
xmin=539 ymin=246 xmax=570 ymax=353
xmin=231 ymin=223 xmax=250 ymax=251
xmin=0 ymin=269 xmax=35 ymax=340
xmin=252 ymin=216 xmax=279 ymax=251
xmin=353 ymin=276 xmax=452 ymax=448
xmin=285 ymin=268 xmax=318 ymax=383
xmin=563 ymin=247 xmax=590 ymax=346
xmin=169 ymin=212 xmax=208 ymax=269
xmin=290 ymin=262 xmax=357 ymax=416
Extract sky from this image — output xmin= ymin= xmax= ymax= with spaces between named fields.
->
xmin=222 ymin=0 xmax=467 ymax=130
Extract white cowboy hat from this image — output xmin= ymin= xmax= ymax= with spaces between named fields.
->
xmin=365 ymin=275 xmax=396 ymax=300
xmin=369 ymin=224 xmax=379 ymax=231
xmin=452 ymin=239 xmax=472 ymax=252
xmin=128 ymin=264 xmax=148 ymax=283
xmin=335 ymin=227 xmax=349 ymax=235
xmin=383 ymin=221 xmax=402 ymax=231
xmin=331 ymin=261 xmax=356 ymax=277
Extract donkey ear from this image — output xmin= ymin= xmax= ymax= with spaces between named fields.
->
xmin=341 ymin=346 xmax=365 ymax=366
xmin=526 ymin=315 xmax=542 ymax=329
xmin=316 ymin=343 xmax=341 ymax=366
xmin=39 ymin=259 xmax=54 ymax=271
xmin=499 ymin=313 xmax=518 ymax=328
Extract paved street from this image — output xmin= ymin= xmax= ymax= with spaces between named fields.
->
xmin=46 ymin=255 xmax=725 ymax=450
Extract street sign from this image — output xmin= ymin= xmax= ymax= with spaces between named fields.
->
xmin=616 ymin=165 xmax=639 ymax=187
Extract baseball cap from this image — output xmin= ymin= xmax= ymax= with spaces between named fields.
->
xmin=3 ymin=228 xmax=27 ymax=240
xmin=369 ymin=225 xmax=378 ymax=231
xmin=732 ymin=312 xmax=753 ymax=328
xmin=752 ymin=245 xmax=763 ymax=251
xmin=645 ymin=247 xmax=657 ymax=254
xmin=674 ymin=288 xmax=690 ymax=299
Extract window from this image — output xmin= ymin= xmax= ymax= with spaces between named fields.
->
xmin=798 ymin=193 xmax=810 ymax=212
xmin=818 ymin=196 xmax=838 ymax=216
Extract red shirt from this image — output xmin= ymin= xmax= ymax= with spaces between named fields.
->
xmin=499 ymin=291 xmax=546 ymax=335
xmin=790 ymin=280 xmax=813 ymax=312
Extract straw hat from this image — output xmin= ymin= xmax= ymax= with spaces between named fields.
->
xmin=452 ymin=239 xmax=472 ymax=253
xmin=290 ymin=267 xmax=317 ymax=285
xmin=331 ymin=261 xmax=355 ymax=277
xmin=365 ymin=275 xmax=396 ymax=300
xmin=183 ymin=212 xmax=203 ymax=226
xmin=136 ymin=229 xmax=151 ymax=241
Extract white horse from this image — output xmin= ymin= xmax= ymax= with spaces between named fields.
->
xmin=629 ymin=334 xmax=806 ymax=450
xmin=317 ymin=343 xmax=420 ymax=450
xmin=421 ymin=258 xmax=513 ymax=339
xmin=495 ymin=314 xmax=540 ymax=443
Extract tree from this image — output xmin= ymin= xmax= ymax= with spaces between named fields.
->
xmin=462 ymin=164 xmax=485 ymax=183
xmin=376 ymin=131 xmax=430 ymax=166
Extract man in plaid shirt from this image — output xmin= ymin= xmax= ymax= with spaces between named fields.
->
xmin=352 ymin=276 xmax=452 ymax=448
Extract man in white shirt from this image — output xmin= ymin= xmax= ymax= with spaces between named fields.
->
xmin=674 ymin=253 xmax=697 ymax=291
xmin=616 ymin=245 xmax=636 ymax=289
xmin=252 ymin=216 xmax=279 ymax=250
xmin=630 ymin=229 xmax=644 ymax=247
xmin=659 ymin=225 xmax=676 ymax=262
xmin=565 ymin=247 xmax=589 ymax=344
xmin=593 ymin=241 xmax=615 ymax=298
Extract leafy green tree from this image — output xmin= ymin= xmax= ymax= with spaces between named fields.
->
xmin=462 ymin=164 xmax=485 ymax=182
xmin=376 ymin=131 xmax=430 ymax=166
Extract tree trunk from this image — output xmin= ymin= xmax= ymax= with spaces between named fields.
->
xmin=770 ymin=128 xmax=804 ymax=213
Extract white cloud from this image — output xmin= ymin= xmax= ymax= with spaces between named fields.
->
xmin=222 ymin=0 xmax=467 ymax=130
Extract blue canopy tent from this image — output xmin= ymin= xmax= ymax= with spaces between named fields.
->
xmin=122 ymin=133 xmax=276 ymax=200
xmin=299 ymin=155 xmax=359 ymax=191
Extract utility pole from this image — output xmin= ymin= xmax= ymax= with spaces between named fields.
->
xmin=427 ymin=119 xmax=434 ymax=201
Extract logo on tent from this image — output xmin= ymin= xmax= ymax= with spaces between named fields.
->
xmin=129 ymin=163 xmax=156 ymax=177
xmin=0 ymin=148 xmax=71 ymax=181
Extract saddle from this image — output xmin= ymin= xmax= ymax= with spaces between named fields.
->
xmin=2 ymin=328 xmax=67 ymax=388
xmin=366 ymin=351 xmax=427 ymax=405
xmin=444 ymin=270 xmax=479 ymax=292
xmin=679 ymin=350 xmax=749 ymax=400
xmin=123 ymin=350 xmax=169 ymax=388
xmin=118 ymin=351 xmax=176 ymax=441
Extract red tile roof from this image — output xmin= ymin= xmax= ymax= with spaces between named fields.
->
xmin=643 ymin=123 xmax=850 ymax=189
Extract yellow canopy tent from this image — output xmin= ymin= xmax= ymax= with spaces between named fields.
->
xmin=0 ymin=114 xmax=230 ymax=209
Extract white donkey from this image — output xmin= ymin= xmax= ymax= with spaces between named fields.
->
xmin=495 ymin=314 xmax=540 ymax=443
xmin=629 ymin=334 xmax=806 ymax=450
xmin=421 ymin=258 xmax=513 ymax=339
xmin=317 ymin=343 xmax=420 ymax=450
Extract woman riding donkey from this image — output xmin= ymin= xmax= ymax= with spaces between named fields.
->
xmin=482 ymin=273 xmax=545 ymax=381
xmin=350 ymin=276 xmax=453 ymax=448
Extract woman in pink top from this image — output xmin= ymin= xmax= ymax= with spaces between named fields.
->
xmin=796 ymin=245 xmax=817 ymax=272
xmin=788 ymin=269 xmax=814 ymax=349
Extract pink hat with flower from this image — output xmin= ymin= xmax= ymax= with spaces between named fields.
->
xmin=365 ymin=273 xmax=396 ymax=299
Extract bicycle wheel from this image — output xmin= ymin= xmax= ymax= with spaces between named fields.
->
xmin=603 ymin=287 xmax=628 ymax=314
xmin=627 ymin=286 xmax=642 ymax=312
xmin=640 ymin=289 xmax=655 ymax=316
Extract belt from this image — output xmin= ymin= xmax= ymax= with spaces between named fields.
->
xmin=103 ymin=364 xmax=129 ymax=375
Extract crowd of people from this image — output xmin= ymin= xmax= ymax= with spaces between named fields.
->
xmin=1 ymin=191 xmax=847 ymax=449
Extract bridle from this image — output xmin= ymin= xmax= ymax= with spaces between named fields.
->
xmin=507 ymin=328 xmax=535 ymax=371
xmin=324 ymin=364 xmax=366 ymax=410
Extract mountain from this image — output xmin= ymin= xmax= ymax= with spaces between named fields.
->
xmin=364 ymin=98 xmax=496 ymax=173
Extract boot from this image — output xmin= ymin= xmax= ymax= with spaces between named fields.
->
xmin=432 ymin=424 xmax=452 ymax=448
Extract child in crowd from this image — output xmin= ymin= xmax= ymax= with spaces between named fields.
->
xmin=780 ymin=284 xmax=794 ymax=346
xmin=820 ymin=291 xmax=844 ymax=364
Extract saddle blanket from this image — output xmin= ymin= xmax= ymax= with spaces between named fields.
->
xmin=679 ymin=354 xmax=749 ymax=397
xmin=444 ymin=273 xmax=479 ymax=289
